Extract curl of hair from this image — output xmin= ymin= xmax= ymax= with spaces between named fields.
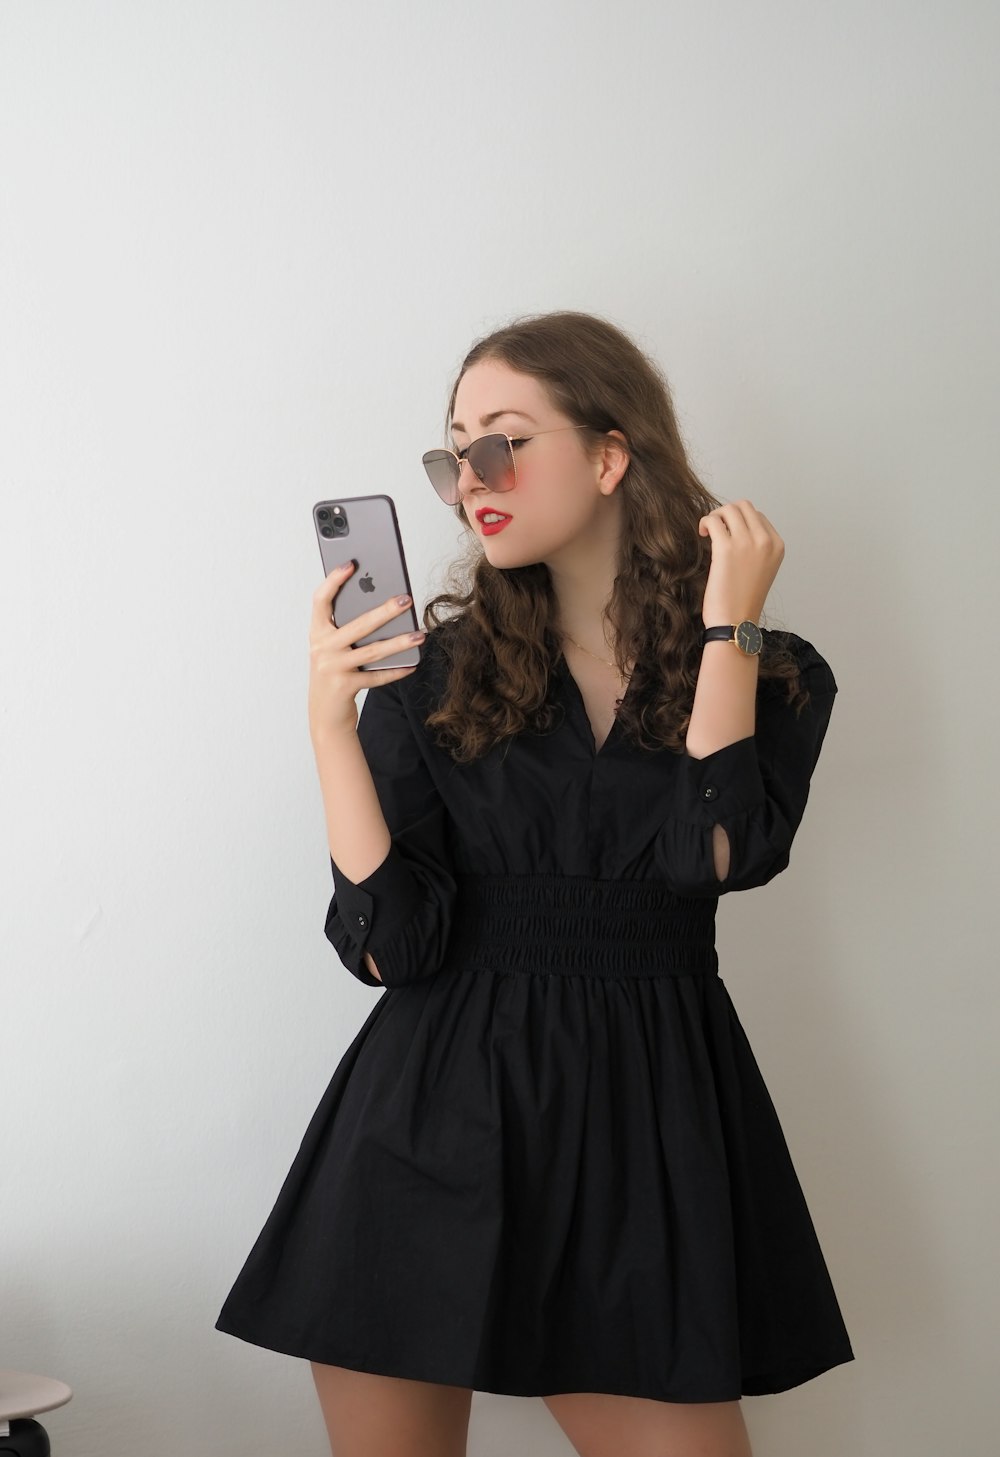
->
xmin=418 ymin=309 xmax=809 ymax=764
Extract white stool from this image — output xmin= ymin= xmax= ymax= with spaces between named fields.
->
xmin=0 ymin=1370 xmax=73 ymax=1455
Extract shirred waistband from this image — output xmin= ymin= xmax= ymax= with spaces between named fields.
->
xmin=444 ymin=873 xmax=719 ymax=980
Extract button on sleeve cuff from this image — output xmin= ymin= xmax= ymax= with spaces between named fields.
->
xmin=327 ymin=845 xmax=424 ymax=984
xmin=674 ymin=734 xmax=768 ymax=825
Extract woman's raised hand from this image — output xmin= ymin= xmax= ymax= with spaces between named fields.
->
xmin=698 ymin=499 xmax=784 ymax=627
xmin=308 ymin=561 xmax=425 ymax=739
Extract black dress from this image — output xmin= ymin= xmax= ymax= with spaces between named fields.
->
xmin=215 ymin=623 xmax=855 ymax=1403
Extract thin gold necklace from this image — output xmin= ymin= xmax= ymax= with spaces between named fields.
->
xmin=559 ymin=632 xmax=634 ymax=706
xmin=559 ymin=632 xmax=630 ymax=672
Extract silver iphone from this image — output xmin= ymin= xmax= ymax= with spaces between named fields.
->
xmin=313 ymin=494 xmax=421 ymax=671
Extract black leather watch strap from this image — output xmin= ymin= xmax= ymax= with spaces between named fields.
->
xmin=702 ymin=620 xmax=763 ymax=656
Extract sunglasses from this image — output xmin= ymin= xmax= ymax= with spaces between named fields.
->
xmin=421 ymin=425 xmax=591 ymax=507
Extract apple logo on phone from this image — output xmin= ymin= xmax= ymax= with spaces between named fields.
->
xmin=359 ymin=574 xmax=375 ymax=594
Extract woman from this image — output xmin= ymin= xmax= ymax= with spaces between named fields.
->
xmin=215 ymin=310 xmax=854 ymax=1457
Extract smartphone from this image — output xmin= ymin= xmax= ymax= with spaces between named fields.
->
xmin=313 ymin=493 xmax=421 ymax=671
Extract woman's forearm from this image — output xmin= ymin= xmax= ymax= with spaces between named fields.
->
xmin=685 ymin=639 xmax=760 ymax=758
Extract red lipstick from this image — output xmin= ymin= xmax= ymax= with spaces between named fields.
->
xmin=475 ymin=507 xmax=514 ymax=536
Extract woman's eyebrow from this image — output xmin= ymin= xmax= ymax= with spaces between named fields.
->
xmin=451 ymin=409 xmax=537 ymax=434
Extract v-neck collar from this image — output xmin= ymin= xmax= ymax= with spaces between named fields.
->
xmin=554 ymin=650 xmax=635 ymax=758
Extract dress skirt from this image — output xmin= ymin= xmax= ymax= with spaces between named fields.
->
xmin=215 ymin=873 xmax=855 ymax=1402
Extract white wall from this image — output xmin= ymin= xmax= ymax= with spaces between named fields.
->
xmin=2 ymin=2 xmax=997 ymax=1453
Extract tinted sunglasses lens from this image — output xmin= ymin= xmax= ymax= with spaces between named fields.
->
xmin=422 ymin=435 xmax=516 ymax=505
xmin=470 ymin=434 xmax=515 ymax=492
xmin=422 ymin=450 xmax=460 ymax=505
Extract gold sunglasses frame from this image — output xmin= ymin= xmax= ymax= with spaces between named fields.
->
xmin=422 ymin=425 xmax=592 ymax=506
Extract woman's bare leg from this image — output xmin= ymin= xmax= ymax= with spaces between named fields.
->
xmin=310 ymin=1361 xmax=474 ymax=1457
xmin=542 ymin=1391 xmax=753 ymax=1457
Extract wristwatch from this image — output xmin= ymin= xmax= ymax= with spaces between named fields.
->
xmin=702 ymin=621 xmax=763 ymax=656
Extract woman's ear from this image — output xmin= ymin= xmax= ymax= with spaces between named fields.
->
xmin=599 ymin=429 xmax=630 ymax=493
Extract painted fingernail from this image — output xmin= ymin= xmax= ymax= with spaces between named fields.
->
xmin=396 ymin=594 xmax=411 ymax=606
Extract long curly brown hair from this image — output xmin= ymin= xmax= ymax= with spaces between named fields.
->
xmin=419 ymin=309 xmax=809 ymax=764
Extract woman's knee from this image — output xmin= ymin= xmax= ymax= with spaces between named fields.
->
xmin=310 ymin=1361 xmax=474 ymax=1457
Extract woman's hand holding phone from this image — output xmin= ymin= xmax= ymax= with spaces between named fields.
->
xmin=308 ymin=560 xmax=425 ymax=741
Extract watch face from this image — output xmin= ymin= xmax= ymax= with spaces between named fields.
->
xmin=736 ymin=621 xmax=763 ymax=654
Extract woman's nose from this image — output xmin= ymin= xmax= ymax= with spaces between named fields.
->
xmin=457 ymin=461 xmax=482 ymax=500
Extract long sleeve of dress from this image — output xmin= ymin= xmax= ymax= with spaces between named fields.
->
xmin=653 ymin=632 xmax=838 ymax=898
xmin=324 ymin=674 xmax=458 ymax=989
